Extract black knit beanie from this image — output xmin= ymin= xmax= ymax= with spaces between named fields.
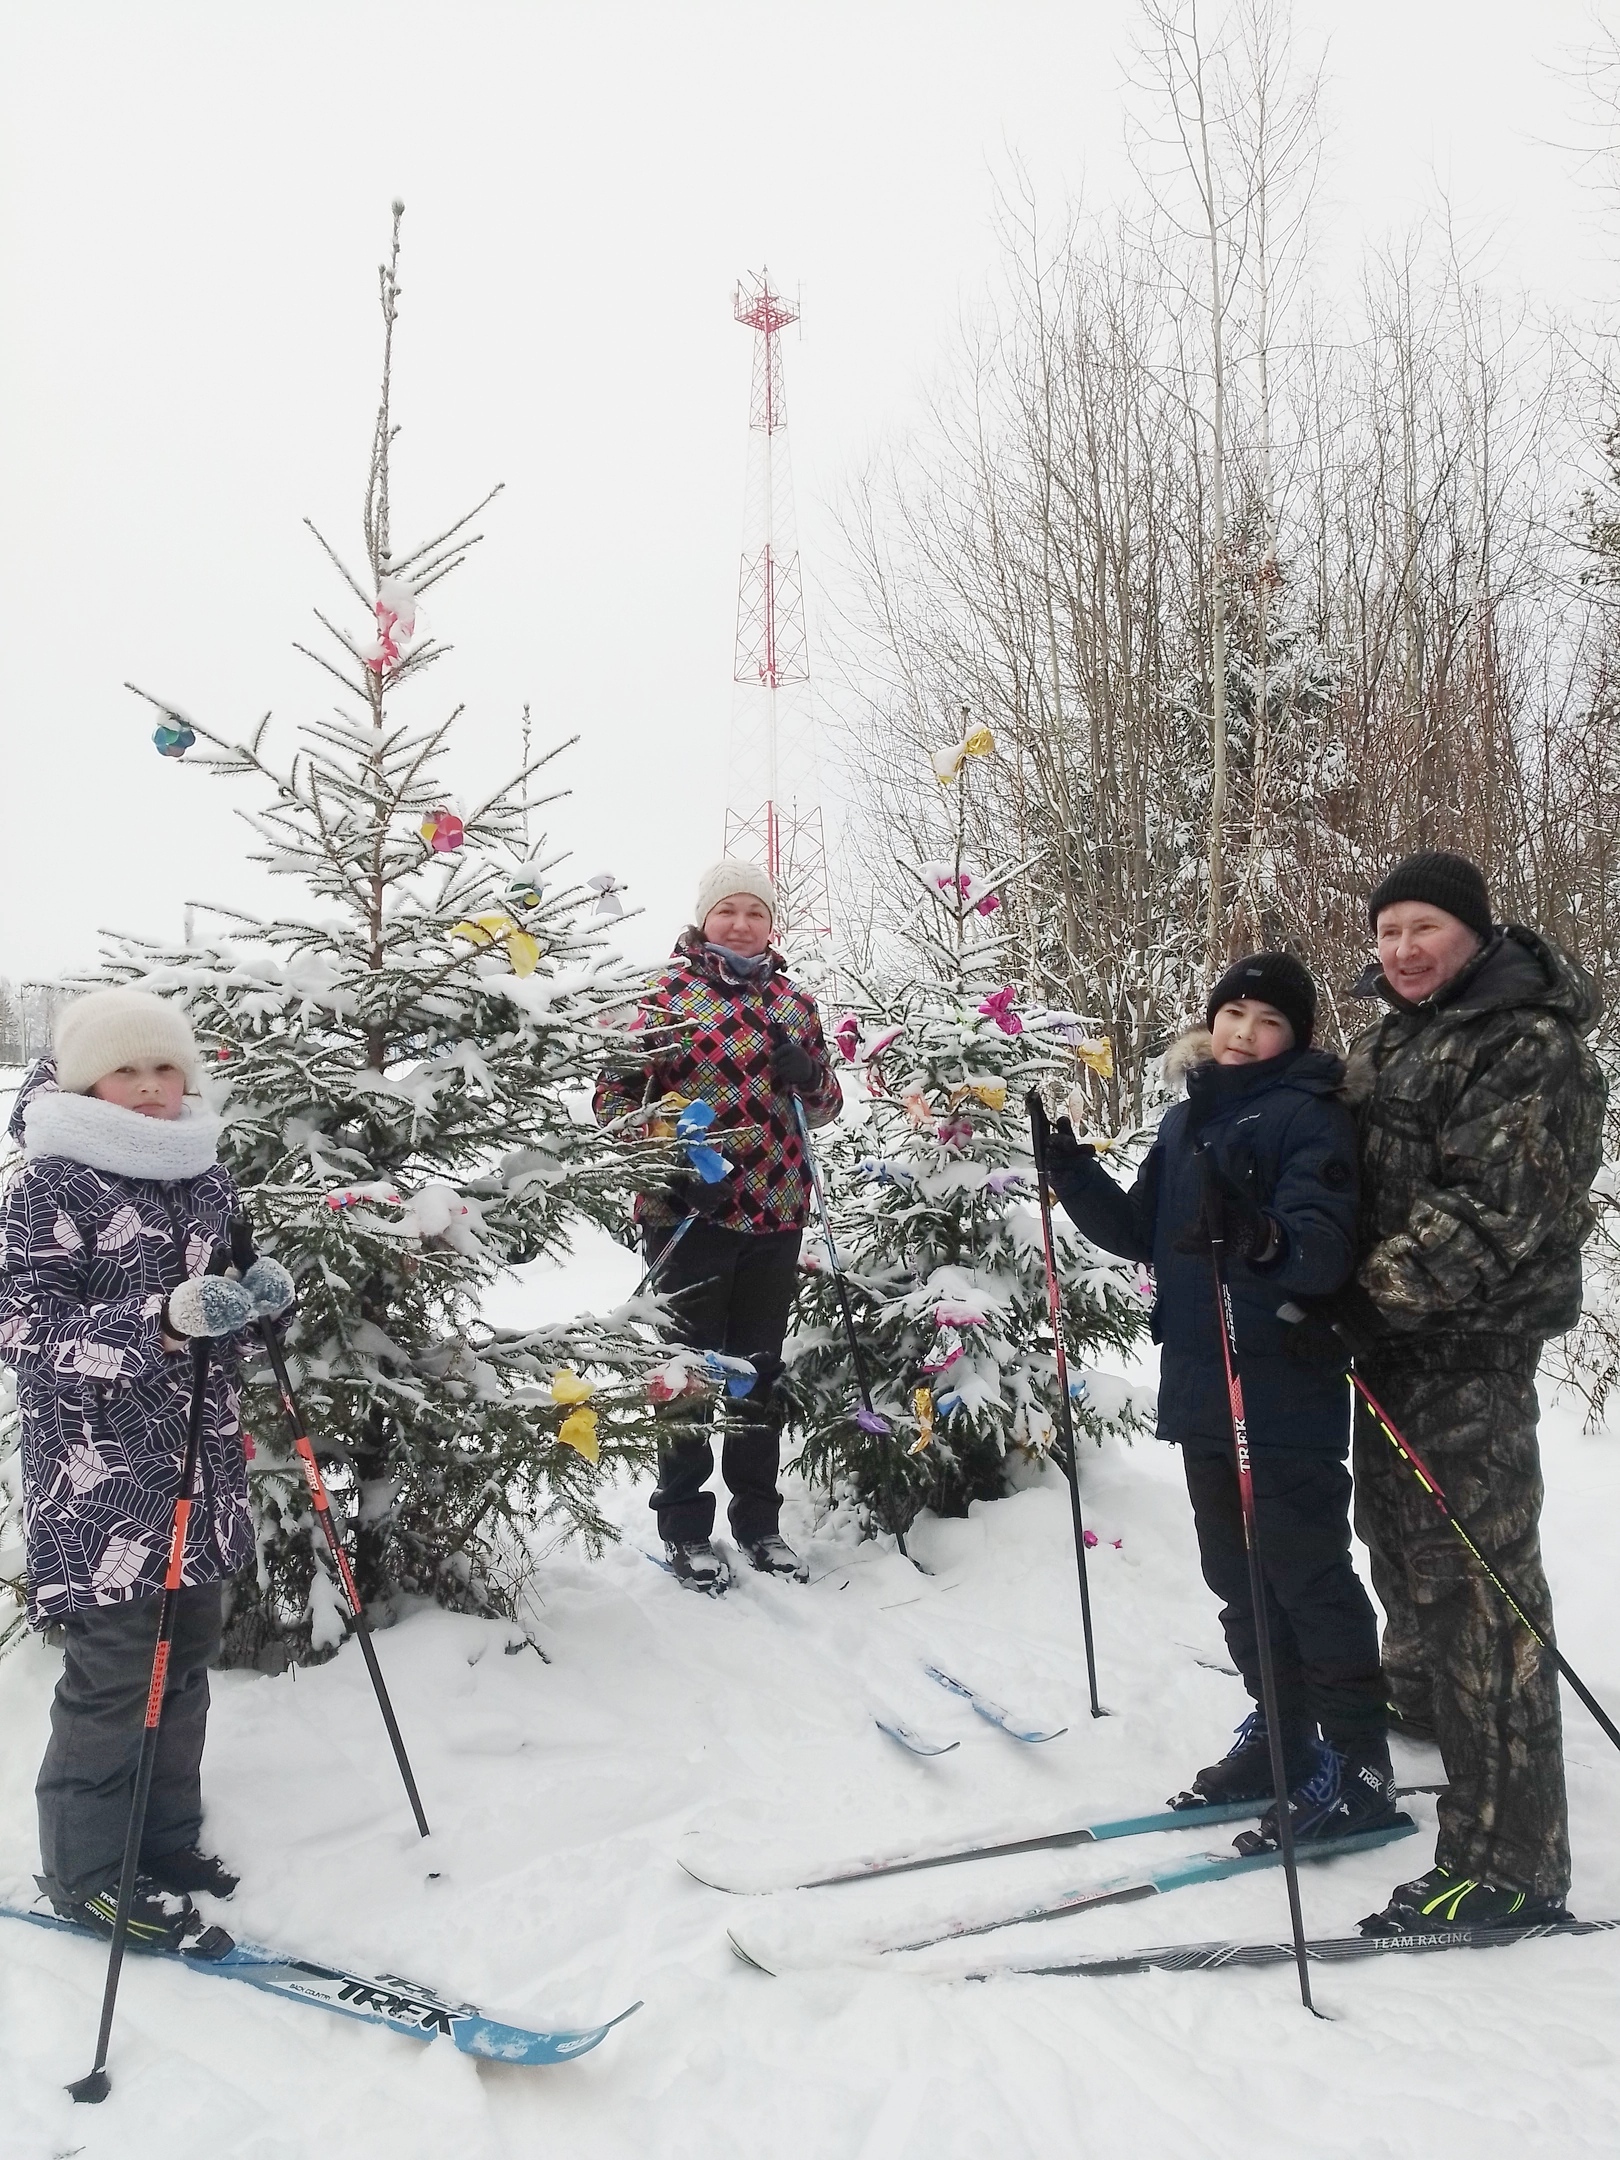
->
xmin=1366 ymin=851 xmax=1492 ymax=941
xmin=1205 ymin=951 xmax=1316 ymax=1048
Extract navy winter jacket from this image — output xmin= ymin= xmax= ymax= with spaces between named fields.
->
xmin=1051 ymin=1039 xmax=1360 ymax=1455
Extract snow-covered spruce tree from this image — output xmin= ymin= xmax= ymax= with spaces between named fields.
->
xmin=114 ymin=205 xmax=663 ymax=1666
xmin=785 ymin=730 xmax=1149 ymax=1533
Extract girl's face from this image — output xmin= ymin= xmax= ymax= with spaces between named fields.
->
xmin=701 ymin=894 xmax=774 ymax=958
xmin=90 ymin=1060 xmax=187 ymax=1119
xmin=1210 ymin=999 xmax=1295 ymax=1067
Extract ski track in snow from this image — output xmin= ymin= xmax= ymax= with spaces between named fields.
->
xmin=2 ymin=1229 xmax=1618 ymax=2157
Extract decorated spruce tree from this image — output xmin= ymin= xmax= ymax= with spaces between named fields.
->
xmin=786 ymin=725 xmax=1149 ymax=1532
xmin=111 ymin=206 xmax=665 ymax=1665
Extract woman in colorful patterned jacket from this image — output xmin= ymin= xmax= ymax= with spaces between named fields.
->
xmin=593 ymin=860 xmax=841 ymax=1591
xmin=0 ymin=989 xmax=292 ymax=1949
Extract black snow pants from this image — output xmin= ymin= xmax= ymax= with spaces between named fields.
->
xmin=1183 ymin=1448 xmax=1385 ymax=1751
xmin=37 ymin=1581 xmax=223 ymax=1902
xmin=1353 ymin=1346 xmax=1569 ymax=1900
xmin=645 ymin=1220 xmax=802 ymax=1545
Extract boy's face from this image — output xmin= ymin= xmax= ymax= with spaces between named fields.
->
xmin=1210 ymin=999 xmax=1295 ymax=1066
xmin=701 ymin=894 xmax=774 ymax=957
xmin=90 ymin=1060 xmax=187 ymax=1119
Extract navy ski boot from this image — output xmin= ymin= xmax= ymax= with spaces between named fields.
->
xmin=1170 ymin=1709 xmax=1322 ymax=1811
xmin=1234 ymin=1735 xmax=1403 ymax=1855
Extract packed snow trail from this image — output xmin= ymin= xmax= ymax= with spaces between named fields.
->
xmin=0 ymin=1241 xmax=1617 ymax=2157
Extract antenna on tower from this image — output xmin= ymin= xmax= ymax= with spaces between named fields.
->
xmin=723 ymin=268 xmax=832 ymax=958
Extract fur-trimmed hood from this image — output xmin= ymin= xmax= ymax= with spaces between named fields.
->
xmin=1165 ymin=1028 xmax=1346 ymax=1098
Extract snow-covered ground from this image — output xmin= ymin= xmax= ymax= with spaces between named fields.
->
xmin=3 ymin=1233 xmax=1619 ymax=2159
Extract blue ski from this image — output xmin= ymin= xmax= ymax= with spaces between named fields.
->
xmin=725 ymin=1818 xmax=1419 ymax=1971
xmin=874 ymin=1816 xmax=1418 ymax=1953
xmin=924 ymin=1665 xmax=1066 ymax=1744
xmin=2 ymin=1905 xmax=640 ymax=2067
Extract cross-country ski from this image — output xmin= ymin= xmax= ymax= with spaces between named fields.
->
xmin=8 ymin=31 xmax=1620 ymax=2152
xmin=724 ymin=1819 xmax=1417 ymax=1971
xmin=1 ymin=1904 xmax=641 ymax=2066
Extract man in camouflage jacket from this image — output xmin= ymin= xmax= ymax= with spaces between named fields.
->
xmin=1342 ymin=850 xmax=1605 ymax=1925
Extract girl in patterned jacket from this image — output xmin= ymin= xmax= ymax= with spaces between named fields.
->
xmin=0 ymin=988 xmax=292 ymax=1948
xmin=594 ymin=861 xmax=841 ymax=1590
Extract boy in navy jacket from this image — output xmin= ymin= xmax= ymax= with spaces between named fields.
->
xmin=1048 ymin=953 xmax=1397 ymax=1843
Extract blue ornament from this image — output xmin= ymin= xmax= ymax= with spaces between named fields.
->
xmin=153 ymin=721 xmax=195 ymax=759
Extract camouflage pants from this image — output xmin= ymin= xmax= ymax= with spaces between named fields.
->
xmin=1352 ymin=1351 xmax=1569 ymax=1900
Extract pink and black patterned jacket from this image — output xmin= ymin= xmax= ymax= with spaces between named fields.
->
xmin=593 ymin=933 xmax=842 ymax=1236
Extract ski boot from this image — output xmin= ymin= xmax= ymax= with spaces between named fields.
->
xmin=736 ymin=1534 xmax=809 ymax=1582
xmin=1169 ymin=1709 xmax=1322 ymax=1810
xmin=664 ymin=1538 xmax=731 ymax=1594
xmin=1360 ymin=1864 xmax=1574 ymax=1937
xmin=1234 ymin=1735 xmax=1402 ymax=1855
xmin=47 ymin=1873 xmax=202 ymax=1952
xmin=144 ymin=1846 xmax=239 ymax=1899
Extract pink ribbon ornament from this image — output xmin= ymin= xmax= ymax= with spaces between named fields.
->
xmin=977 ymin=987 xmax=1023 ymax=1035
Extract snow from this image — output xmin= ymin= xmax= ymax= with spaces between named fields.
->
xmin=3 ymin=1243 xmax=1620 ymax=2154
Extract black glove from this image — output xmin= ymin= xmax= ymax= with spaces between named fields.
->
xmin=1173 ymin=1164 xmax=1282 ymax=1265
xmin=1044 ymin=1116 xmax=1096 ymax=1180
xmin=1280 ymin=1282 xmax=1381 ymax=1364
xmin=664 ymin=1172 xmax=734 ymax=1219
xmin=770 ymin=1039 xmax=819 ymax=1092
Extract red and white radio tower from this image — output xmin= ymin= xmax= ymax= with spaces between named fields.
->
xmin=723 ymin=269 xmax=832 ymax=951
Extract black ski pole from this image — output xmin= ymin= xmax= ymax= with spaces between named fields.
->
xmin=1026 ymin=1093 xmax=1105 ymax=1719
xmin=787 ymin=1090 xmax=912 ymax=1554
xmin=629 ymin=1209 xmax=701 ymax=1300
xmin=1198 ymin=1150 xmax=1321 ymax=2018
xmin=70 ymin=1329 xmax=216 ymax=2104
xmin=1335 ymin=1337 xmax=1620 ymax=1759
xmin=230 ymin=1217 xmax=430 ymax=1838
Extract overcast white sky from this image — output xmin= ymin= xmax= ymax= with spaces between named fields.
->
xmin=1 ymin=0 xmax=1614 ymax=983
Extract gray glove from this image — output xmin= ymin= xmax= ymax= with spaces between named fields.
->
xmin=165 ymin=1275 xmax=257 ymax=1340
xmin=242 ymin=1256 xmax=295 ymax=1318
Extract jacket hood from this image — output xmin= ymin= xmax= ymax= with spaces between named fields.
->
xmin=10 ymin=1059 xmax=59 ymax=1147
xmin=1355 ymin=924 xmax=1600 ymax=1034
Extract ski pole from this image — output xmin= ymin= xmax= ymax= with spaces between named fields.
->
xmin=1026 ymin=1093 xmax=1105 ymax=1720
xmin=229 ymin=1219 xmax=430 ymax=1837
xmin=787 ymin=1090 xmax=911 ymax=1553
xmin=629 ymin=1209 xmax=700 ymax=1300
xmin=1331 ymin=1337 xmax=1620 ymax=1759
xmin=70 ymin=1326 xmax=218 ymax=2104
xmin=1198 ymin=1150 xmax=1320 ymax=2018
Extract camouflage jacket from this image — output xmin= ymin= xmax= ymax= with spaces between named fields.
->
xmin=1345 ymin=925 xmax=1606 ymax=1358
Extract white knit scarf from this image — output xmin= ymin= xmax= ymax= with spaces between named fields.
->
xmin=23 ymin=1091 xmax=223 ymax=1182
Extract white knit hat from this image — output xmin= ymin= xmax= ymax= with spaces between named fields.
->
xmin=54 ymin=988 xmax=202 ymax=1096
xmin=694 ymin=858 xmax=777 ymax=927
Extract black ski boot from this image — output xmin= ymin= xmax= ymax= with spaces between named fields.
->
xmin=736 ymin=1534 xmax=808 ymax=1582
xmin=664 ymin=1538 xmax=731 ymax=1594
xmin=1360 ymin=1864 xmax=1574 ymax=1937
xmin=48 ymin=1874 xmax=201 ymax=1952
xmin=144 ymin=1846 xmax=239 ymax=1899
xmin=1234 ymin=1734 xmax=1403 ymax=1854
xmin=1170 ymin=1709 xmax=1321 ymax=1810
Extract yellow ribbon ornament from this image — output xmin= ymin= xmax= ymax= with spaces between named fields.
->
xmin=909 ymin=1386 xmax=936 ymax=1455
xmin=931 ymin=724 xmax=995 ymax=785
xmin=450 ymin=913 xmax=540 ymax=978
xmin=548 ymin=1369 xmax=600 ymax=1462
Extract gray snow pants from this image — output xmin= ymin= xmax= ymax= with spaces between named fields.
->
xmin=37 ymin=1582 xmax=223 ymax=1903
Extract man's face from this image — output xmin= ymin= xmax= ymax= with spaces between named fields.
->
xmin=1375 ymin=901 xmax=1482 ymax=1003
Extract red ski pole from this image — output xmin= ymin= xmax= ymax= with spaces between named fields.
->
xmin=70 ymin=1334 xmax=215 ymax=2104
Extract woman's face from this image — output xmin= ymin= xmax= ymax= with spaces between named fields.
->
xmin=701 ymin=894 xmax=774 ymax=957
xmin=90 ymin=1059 xmax=188 ymax=1119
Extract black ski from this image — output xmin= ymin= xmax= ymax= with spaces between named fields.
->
xmin=984 ymin=1917 xmax=1620 ymax=1977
